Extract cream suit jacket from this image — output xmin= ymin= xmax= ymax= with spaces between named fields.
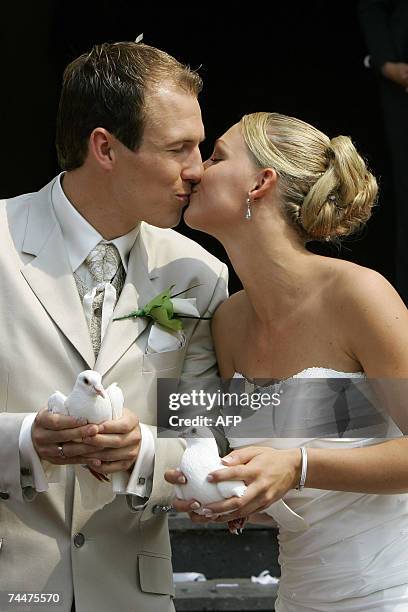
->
xmin=0 ymin=177 xmax=228 ymax=612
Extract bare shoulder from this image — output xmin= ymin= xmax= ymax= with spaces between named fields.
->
xmin=211 ymin=291 xmax=246 ymax=377
xmin=328 ymin=260 xmax=408 ymax=376
xmin=332 ymin=261 xmax=406 ymax=315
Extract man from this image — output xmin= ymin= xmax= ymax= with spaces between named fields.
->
xmin=0 ymin=42 xmax=228 ymax=612
xmin=359 ymin=0 xmax=408 ymax=304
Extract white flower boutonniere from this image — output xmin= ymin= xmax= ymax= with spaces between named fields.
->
xmin=113 ymin=285 xmax=210 ymax=353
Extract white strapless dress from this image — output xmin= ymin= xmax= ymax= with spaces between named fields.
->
xmin=231 ymin=368 xmax=408 ymax=611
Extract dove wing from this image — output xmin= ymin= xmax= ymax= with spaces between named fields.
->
xmin=106 ymin=383 xmax=124 ymax=420
xmin=48 ymin=391 xmax=68 ymax=415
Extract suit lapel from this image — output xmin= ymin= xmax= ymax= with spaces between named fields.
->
xmin=20 ymin=180 xmax=95 ymax=369
xmin=95 ymin=228 xmax=158 ymax=377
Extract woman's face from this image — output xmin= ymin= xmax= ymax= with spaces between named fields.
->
xmin=184 ymin=123 xmax=258 ymax=234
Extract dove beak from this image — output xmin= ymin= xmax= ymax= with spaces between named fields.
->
xmin=93 ymin=384 xmax=106 ymax=398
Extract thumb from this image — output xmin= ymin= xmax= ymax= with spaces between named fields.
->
xmin=221 ymin=446 xmax=262 ymax=465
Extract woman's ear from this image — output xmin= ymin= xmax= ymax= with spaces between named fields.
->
xmin=249 ymin=168 xmax=278 ymax=200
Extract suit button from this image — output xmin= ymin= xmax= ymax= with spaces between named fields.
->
xmin=93 ymin=307 xmax=102 ymax=317
xmin=73 ymin=533 xmax=85 ymax=548
xmin=23 ymin=486 xmax=36 ymax=501
xmin=21 ymin=467 xmax=31 ymax=476
xmin=0 ymin=491 xmax=9 ymax=500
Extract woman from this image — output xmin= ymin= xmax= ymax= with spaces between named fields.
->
xmin=167 ymin=112 xmax=408 ymax=611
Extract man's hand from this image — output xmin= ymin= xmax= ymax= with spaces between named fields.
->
xmin=32 ymin=408 xmax=103 ymax=467
xmin=381 ymin=62 xmax=408 ymax=89
xmin=76 ymin=408 xmax=141 ymax=475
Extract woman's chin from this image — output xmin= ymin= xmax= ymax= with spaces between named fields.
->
xmin=183 ymin=206 xmax=208 ymax=231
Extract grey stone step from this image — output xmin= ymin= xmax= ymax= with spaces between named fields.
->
xmin=174 ymin=578 xmax=278 ymax=611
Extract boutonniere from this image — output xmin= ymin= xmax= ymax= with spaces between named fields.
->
xmin=113 ymin=285 xmax=210 ymax=332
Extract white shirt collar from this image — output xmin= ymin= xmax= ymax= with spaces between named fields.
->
xmin=51 ymin=172 xmax=140 ymax=273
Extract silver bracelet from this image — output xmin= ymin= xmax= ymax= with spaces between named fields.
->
xmin=296 ymin=446 xmax=308 ymax=491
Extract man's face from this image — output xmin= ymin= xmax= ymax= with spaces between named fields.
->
xmin=111 ymin=85 xmax=205 ymax=229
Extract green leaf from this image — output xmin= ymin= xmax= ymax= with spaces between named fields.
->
xmin=143 ymin=285 xmax=175 ymax=315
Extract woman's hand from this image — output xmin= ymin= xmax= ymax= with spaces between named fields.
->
xmin=188 ymin=446 xmax=302 ymax=523
xmin=247 ymin=512 xmax=278 ymax=527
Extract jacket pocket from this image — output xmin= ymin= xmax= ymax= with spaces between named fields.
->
xmin=138 ymin=553 xmax=175 ymax=596
xmin=142 ymin=346 xmax=186 ymax=374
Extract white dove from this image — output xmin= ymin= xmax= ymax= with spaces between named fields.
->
xmin=48 ymin=370 xmax=117 ymax=424
xmin=48 ymin=369 xmax=126 ymax=490
xmin=174 ymin=426 xmax=247 ymax=534
xmin=175 ymin=426 xmax=308 ymax=534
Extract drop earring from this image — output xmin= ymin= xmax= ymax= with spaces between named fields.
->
xmin=245 ymin=197 xmax=252 ymax=220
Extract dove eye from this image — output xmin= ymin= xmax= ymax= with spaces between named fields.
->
xmin=83 ymin=377 xmax=90 ymax=385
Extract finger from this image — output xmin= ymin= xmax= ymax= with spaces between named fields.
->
xmin=200 ymin=496 xmax=243 ymax=516
xmin=36 ymin=409 xmax=88 ymax=431
xmin=209 ymin=482 xmax=278 ymax=521
xmin=34 ymin=439 xmax=103 ymax=461
xmin=85 ymin=444 xmax=140 ymax=463
xmin=164 ymin=470 xmax=187 ymax=485
xmin=221 ymin=446 xmax=263 ymax=466
xmin=39 ymin=423 xmax=100 ymax=444
xmin=208 ymin=465 xmax=251 ymax=484
xmin=82 ymin=428 xmax=141 ymax=448
xmin=98 ymin=410 xmax=139 ymax=435
xmin=219 ymin=498 xmax=272 ymax=522
xmin=58 ymin=442 xmax=106 ymax=458
xmin=171 ymin=498 xmax=200 ymax=513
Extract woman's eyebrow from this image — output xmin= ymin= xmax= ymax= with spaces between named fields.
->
xmin=214 ymin=139 xmax=228 ymax=150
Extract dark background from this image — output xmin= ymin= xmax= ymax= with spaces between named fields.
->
xmin=1 ymin=1 xmax=393 ymax=294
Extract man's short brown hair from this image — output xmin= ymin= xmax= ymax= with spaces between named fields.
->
xmin=56 ymin=42 xmax=203 ymax=171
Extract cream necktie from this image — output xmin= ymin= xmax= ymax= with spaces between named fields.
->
xmin=81 ymin=242 xmax=125 ymax=356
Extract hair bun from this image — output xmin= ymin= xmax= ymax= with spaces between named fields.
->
xmin=300 ymin=135 xmax=377 ymax=240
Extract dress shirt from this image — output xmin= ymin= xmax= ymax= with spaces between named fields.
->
xmin=19 ymin=173 xmax=155 ymax=498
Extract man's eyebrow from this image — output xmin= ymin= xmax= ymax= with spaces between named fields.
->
xmin=167 ymin=136 xmax=206 ymax=146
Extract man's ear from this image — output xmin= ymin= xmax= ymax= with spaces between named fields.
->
xmin=249 ymin=168 xmax=278 ymax=200
xmin=89 ymin=127 xmax=115 ymax=169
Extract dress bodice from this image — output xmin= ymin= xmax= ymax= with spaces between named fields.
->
xmin=227 ymin=369 xmax=408 ymax=610
xmin=234 ymin=366 xmax=366 ymax=381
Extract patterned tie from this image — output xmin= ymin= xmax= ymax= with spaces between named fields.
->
xmin=76 ymin=242 xmax=125 ymax=357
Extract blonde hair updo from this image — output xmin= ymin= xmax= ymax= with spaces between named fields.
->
xmin=240 ymin=112 xmax=378 ymax=241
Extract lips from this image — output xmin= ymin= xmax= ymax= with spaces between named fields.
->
xmin=176 ymin=194 xmax=190 ymax=202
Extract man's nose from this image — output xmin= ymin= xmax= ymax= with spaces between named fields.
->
xmin=182 ymin=148 xmax=204 ymax=184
